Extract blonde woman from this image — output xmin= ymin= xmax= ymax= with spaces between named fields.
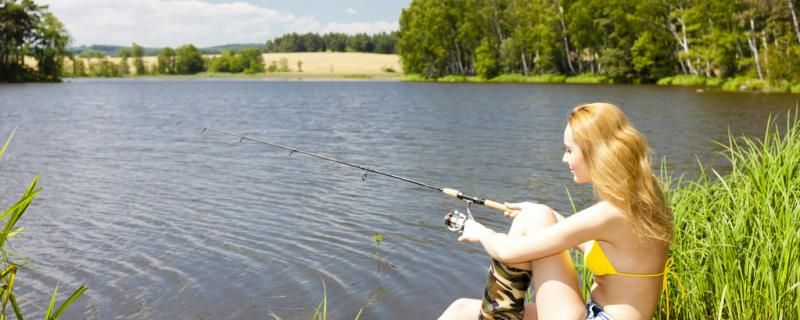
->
xmin=438 ymin=103 xmax=675 ymax=320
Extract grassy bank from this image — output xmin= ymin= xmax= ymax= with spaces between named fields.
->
xmin=403 ymin=73 xmax=800 ymax=93
xmin=402 ymin=73 xmax=609 ymax=84
xmin=657 ymin=109 xmax=800 ymax=319
xmin=658 ymin=75 xmax=800 ymax=93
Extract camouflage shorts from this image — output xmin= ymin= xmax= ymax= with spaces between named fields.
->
xmin=479 ymin=259 xmax=531 ymax=320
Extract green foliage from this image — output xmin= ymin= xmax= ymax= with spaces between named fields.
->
xmin=397 ymin=0 xmax=800 ymax=90
xmin=489 ymin=74 xmax=528 ymax=82
xmin=668 ymin=75 xmax=707 ymax=86
xmin=239 ymin=48 xmax=264 ymax=73
xmin=631 ymin=31 xmax=676 ymax=82
xmin=0 ymin=129 xmax=87 ymax=319
xmin=401 ymin=74 xmax=426 ymax=82
xmin=131 ymin=43 xmax=146 ymax=75
xmin=175 ymin=44 xmax=204 ymax=74
xmin=656 ymin=77 xmax=673 ymax=85
xmin=660 ymin=110 xmax=800 ymax=318
xmin=265 ymin=32 xmax=396 ymax=54
xmin=705 ymin=77 xmax=724 ymax=86
xmin=0 ymin=1 xmax=70 ymax=82
xmin=527 ymin=74 xmax=566 ymax=83
xmin=157 ymin=47 xmax=176 ymax=74
xmin=475 ymin=38 xmax=499 ymax=79
xmin=436 ymin=75 xmax=468 ymax=82
xmin=721 ymin=77 xmax=775 ymax=92
xmin=565 ymin=74 xmax=611 ymax=84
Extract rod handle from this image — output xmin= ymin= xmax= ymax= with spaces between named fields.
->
xmin=484 ymin=199 xmax=509 ymax=212
xmin=442 ymin=188 xmax=512 ymax=213
xmin=442 ymin=188 xmax=460 ymax=198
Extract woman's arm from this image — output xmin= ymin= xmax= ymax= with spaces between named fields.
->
xmin=459 ymin=202 xmax=618 ymax=264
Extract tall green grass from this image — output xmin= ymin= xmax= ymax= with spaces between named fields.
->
xmin=0 ymin=129 xmax=87 ymax=320
xmin=656 ymin=108 xmax=800 ymax=319
xmin=564 ymin=74 xmax=611 ymax=84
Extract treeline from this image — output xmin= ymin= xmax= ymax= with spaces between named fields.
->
xmin=61 ymin=44 xmax=304 ymax=77
xmin=398 ymin=0 xmax=800 ymax=85
xmin=265 ymin=32 xmax=397 ymax=54
xmin=1 ymin=0 xmax=70 ymax=82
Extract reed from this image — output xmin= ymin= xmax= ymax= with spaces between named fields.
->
xmin=0 ymin=129 xmax=87 ymax=320
xmin=655 ymin=108 xmax=800 ymax=319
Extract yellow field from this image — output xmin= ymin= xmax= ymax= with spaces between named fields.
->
xmin=29 ymin=52 xmax=402 ymax=78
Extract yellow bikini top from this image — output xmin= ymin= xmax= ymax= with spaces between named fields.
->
xmin=584 ymin=239 xmax=665 ymax=277
xmin=584 ymin=240 xmax=684 ymax=319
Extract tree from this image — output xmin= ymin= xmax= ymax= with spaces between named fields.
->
xmin=476 ymin=38 xmax=499 ymax=78
xmin=239 ymin=48 xmax=264 ymax=73
xmin=157 ymin=47 xmax=176 ymax=74
xmin=175 ymin=44 xmax=203 ymax=74
xmin=131 ymin=43 xmax=146 ymax=75
xmin=1 ymin=0 xmax=70 ymax=82
xmin=117 ymin=47 xmax=130 ymax=75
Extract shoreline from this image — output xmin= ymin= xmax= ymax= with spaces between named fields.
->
xmin=398 ymin=74 xmax=800 ymax=94
xmin=51 ymin=73 xmax=800 ymax=95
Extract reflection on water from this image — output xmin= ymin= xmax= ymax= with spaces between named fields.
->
xmin=0 ymin=79 xmax=796 ymax=319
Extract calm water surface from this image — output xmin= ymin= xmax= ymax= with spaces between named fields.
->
xmin=0 ymin=79 xmax=797 ymax=319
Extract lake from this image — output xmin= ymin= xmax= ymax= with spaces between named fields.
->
xmin=0 ymin=79 xmax=797 ymax=319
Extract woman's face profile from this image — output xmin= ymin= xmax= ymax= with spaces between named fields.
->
xmin=562 ymin=125 xmax=590 ymax=183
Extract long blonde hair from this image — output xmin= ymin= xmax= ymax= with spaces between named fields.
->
xmin=568 ymin=103 xmax=673 ymax=244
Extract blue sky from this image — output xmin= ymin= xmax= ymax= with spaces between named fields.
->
xmin=39 ymin=0 xmax=411 ymax=48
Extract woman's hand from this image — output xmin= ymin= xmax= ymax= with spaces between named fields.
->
xmin=503 ymin=201 xmax=539 ymax=218
xmin=457 ymin=219 xmax=493 ymax=243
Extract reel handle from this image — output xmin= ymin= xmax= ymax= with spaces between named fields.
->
xmin=442 ymin=188 xmax=515 ymax=213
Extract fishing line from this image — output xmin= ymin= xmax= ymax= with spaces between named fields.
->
xmin=176 ymin=121 xmax=514 ymax=231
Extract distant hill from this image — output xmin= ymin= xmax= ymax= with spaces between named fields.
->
xmin=68 ymin=43 xmax=266 ymax=57
xmin=201 ymin=43 xmax=266 ymax=54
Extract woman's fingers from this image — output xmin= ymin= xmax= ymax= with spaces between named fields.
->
xmin=504 ymin=202 xmax=523 ymax=210
xmin=503 ymin=202 xmax=523 ymax=219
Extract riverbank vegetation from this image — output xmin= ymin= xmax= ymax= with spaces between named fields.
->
xmin=56 ymin=51 xmax=401 ymax=79
xmin=398 ymin=0 xmax=800 ymax=93
xmin=0 ymin=0 xmax=70 ymax=82
xmin=265 ymin=32 xmax=396 ymax=54
xmin=657 ymin=109 xmax=800 ymax=319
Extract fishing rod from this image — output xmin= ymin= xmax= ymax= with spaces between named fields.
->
xmin=176 ymin=121 xmax=514 ymax=232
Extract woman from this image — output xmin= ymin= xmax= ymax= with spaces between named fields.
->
xmin=438 ymin=103 xmax=674 ymax=320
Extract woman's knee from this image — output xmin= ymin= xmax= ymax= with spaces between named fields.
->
xmin=509 ymin=204 xmax=558 ymax=236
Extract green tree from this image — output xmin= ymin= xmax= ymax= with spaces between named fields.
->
xmin=239 ymin=48 xmax=264 ymax=73
xmin=131 ymin=43 xmax=146 ymax=75
xmin=631 ymin=31 xmax=675 ymax=82
xmin=157 ymin=47 xmax=176 ymax=74
xmin=475 ymin=38 xmax=499 ymax=78
xmin=175 ymin=44 xmax=203 ymax=74
xmin=1 ymin=1 xmax=70 ymax=82
xmin=117 ymin=47 xmax=130 ymax=75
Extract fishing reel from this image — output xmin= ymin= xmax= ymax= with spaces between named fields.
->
xmin=444 ymin=202 xmax=475 ymax=233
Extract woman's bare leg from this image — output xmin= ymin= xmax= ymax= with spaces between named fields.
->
xmin=437 ymin=298 xmax=481 ymax=320
xmin=438 ymin=204 xmax=586 ymax=320
xmin=509 ymin=205 xmax=587 ymax=320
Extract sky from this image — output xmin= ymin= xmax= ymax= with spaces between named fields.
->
xmin=38 ymin=0 xmax=411 ymax=48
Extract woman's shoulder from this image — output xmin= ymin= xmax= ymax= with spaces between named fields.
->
xmin=587 ymin=201 xmax=625 ymax=221
xmin=569 ymin=201 xmax=626 ymax=230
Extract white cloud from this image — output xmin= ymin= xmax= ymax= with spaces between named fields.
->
xmin=39 ymin=0 xmax=401 ymax=47
xmin=322 ymin=21 xmax=399 ymax=35
xmin=39 ymin=0 xmax=320 ymax=47
xmin=345 ymin=8 xmax=357 ymax=15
